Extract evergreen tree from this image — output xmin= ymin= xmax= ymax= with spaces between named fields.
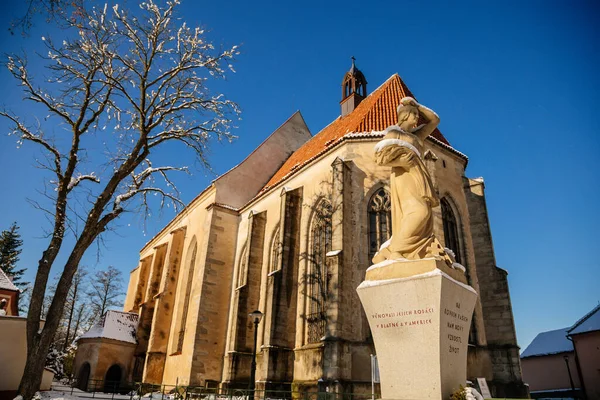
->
xmin=0 ymin=222 xmax=26 ymax=287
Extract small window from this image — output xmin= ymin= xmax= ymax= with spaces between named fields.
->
xmin=368 ymin=188 xmax=392 ymax=262
xmin=469 ymin=318 xmax=477 ymax=345
xmin=269 ymin=228 xmax=281 ymax=274
xmin=237 ymin=245 xmax=248 ymax=289
xmin=441 ymin=198 xmax=461 ymax=264
xmin=307 ymin=200 xmax=332 ymax=343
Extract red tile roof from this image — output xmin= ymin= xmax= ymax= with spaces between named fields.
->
xmin=263 ymin=74 xmax=451 ymax=190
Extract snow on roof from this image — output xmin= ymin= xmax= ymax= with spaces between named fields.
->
xmin=0 ymin=268 xmax=19 ymax=292
xmin=568 ymin=304 xmax=600 ymax=336
xmin=521 ymin=327 xmax=573 ymax=358
xmin=79 ymin=310 xmax=138 ymax=344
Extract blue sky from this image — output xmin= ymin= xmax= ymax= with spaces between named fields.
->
xmin=0 ymin=0 xmax=598 ymax=351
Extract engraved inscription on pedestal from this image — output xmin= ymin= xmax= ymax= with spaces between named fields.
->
xmin=357 ymin=260 xmax=477 ymax=400
xmin=371 ymin=306 xmax=434 ymax=330
xmin=444 ymin=302 xmax=469 ymax=355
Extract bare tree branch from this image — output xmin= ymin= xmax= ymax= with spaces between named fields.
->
xmin=2 ymin=1 xmax=240 ymax=397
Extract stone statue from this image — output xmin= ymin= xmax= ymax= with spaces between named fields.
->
xmin=359 ymin=98 xmax=476 ymax=399
xmin=372 ymin=97 xmax=452 ymax=266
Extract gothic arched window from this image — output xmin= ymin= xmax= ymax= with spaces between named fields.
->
xmin=237 ymin=244 xmax=248 ymax=289
xmin=441 ymin=198 xmax=462 ymax=264
xmin=269 ymin=227 xmax=281 ymax=274
xmin=176 ymin=237 xmax=198 ymax=353
xmin=368 ymin=188 xmax=392 ymax=262
xmin=469 ymin=319 xmax=477 ymax=345
xmin=307 ymin=200 xmax=332 ymax=343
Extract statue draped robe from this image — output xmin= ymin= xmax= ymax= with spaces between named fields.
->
xmin=372 ymin=128 xmax=449 ymax=264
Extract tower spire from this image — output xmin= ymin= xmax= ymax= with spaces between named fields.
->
xmin=340 ymin=57 xmax=367 ymax=116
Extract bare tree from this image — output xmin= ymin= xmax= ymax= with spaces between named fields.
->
xmin=87 ymin=265 xmax=123 ymax=324
xmin=9 ymin=0 xmax=85 ymax=36
xmin=62 ymin=267 xmax=89 ymax=350
xmin=41 ymin=268 xmax=89 ymax=351
xmin=1 ymin=1 xmax=239 ymax=397
xmin=71 ymin=301 xmax=91 ymax=343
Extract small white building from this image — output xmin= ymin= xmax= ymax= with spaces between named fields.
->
xmin=73 ymin=310 xmax=138 ymax=392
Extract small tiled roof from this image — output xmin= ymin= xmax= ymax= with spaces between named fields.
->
xmin=568 ymin=304 xmax=600 ymax=336
xmin=263 ymin=74 xmax=451 ymax=190
xmin=0 ymin=268 xmax=19 ymax=292
xmin=521 ymin=327 xmax=573 ymax=358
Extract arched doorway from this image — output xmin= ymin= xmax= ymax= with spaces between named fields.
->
xmin=77 ymin=363 xmax=90 ymax=391
xmin=104 ymin=364 xmax=122 ymax=393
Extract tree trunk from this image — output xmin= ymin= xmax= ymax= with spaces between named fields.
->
xmin=19 ymin=237 xmax=95 ymax=398
xmin=18 ymin=338 xmax=47 ymax=400
xmin=63 ymin=285 xmax=77 ymax=351
xmin=72 ymin=303 xmax=85 ymax=343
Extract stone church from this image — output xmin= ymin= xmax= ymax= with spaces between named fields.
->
xmin=79 ymin=62 xmax=527 ymax=397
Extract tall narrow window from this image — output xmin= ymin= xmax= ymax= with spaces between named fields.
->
xmin=368 ymin=188 xmax=392 ymax=262
xmin=176 ymin=238 xmax=197 ymax=353
xmin=441 ymin=198 xmax=462 ymax=264
xmin=237 ymin=244 xmax=248 ymax=288
xmin=307 ymin=200 xmax=332 ymax=343
xmin=469 ymin=319 xmax=477 ymax=345
xmin=269 ymin=228 xmax=281 ymax=274
xmin=441 ymin=198 xmax=476 ymax=344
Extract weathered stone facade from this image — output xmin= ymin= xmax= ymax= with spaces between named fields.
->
xmin=114 ymin=71 xmax=526 ymax=397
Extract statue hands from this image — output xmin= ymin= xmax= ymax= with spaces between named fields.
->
xmin=398 ymin=151 xmax=415 ymax=164
xmin=400 ymin=97 xmax=418 ymax=107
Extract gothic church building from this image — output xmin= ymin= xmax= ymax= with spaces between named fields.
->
xmin=99 ymin=64 xmax=525 ymax=397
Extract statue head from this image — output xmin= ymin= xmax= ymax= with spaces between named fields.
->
xmin=397 ymin=104 xmax=419 ymax=131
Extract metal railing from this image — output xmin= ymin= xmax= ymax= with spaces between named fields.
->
xmin=54 ymin=380 xmax=182 ymax=400
xmin=53 ymin=379 xmax=379 ymax=400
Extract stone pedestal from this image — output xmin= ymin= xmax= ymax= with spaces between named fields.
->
xmin=357 ymin=258 xmax=477 ymax=400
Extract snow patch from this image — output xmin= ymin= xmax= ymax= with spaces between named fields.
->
xmin=367 ymin=257 xmax=411 ymax=272
xmin=444 ymin=247 xmax=456 ymax=262
xmin=79 ymin=310 xmax=138 ymax=344
xmin=34 ymin=391 xmax=82 ymax=400
xmin=452 ymin=262 xmax=466 ymax=273
xmin=374 ymin=138 xmax=421 ymax=158
xmin=358 ymin=268 xmax=477 ymax=294
xmin=465 ymin=387 xmax=484 ymax=400
xmin=358 ymin=269 xmax=444 ymax=288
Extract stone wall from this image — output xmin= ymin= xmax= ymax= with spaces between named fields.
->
xmin=74 ymin=338 xmax=136 ymax=387
xmin=464 ymin=177 xmax=527 ymax=397
xmin=116 ymin=130 xmax=527 ymax=395
xmin=189 ymin=204 xmax=239 ymax=385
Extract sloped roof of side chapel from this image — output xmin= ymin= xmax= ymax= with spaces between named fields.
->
xmin=261 ymin=73 xmax=465 ymax=193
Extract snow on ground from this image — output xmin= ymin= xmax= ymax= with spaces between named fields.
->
xmin=40 ymin=385 xmax=134 ymax=400
xmin=39 ymin=383 xmax=182 ymax=400
xmin=34 ymin=391 xmax=84 ymax=400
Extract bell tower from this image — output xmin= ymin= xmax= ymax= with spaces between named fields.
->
xmin=340 ymin=57 xmax=367 ymax=116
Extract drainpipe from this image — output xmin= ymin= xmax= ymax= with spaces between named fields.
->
xmin=566 ymin=334 xmax=586 ymax=400
xmin=563 ymin=354 xmax=575 ymax=393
